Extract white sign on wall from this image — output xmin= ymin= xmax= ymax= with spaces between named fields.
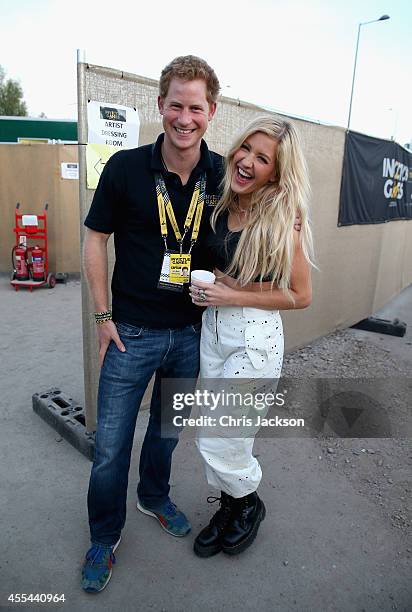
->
xmin=87 ymin=101 xmax=140 ymax=148
xmin=86 ymin=101 xmax=140 ymax=189
xmin=61 ymin=162 xmax=79 ymax=180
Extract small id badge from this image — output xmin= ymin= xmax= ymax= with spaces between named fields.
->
xmin=170 ymin=253 xmax=191 ymax=284
xmin=158 ymin=250 xmax=185 ymax=292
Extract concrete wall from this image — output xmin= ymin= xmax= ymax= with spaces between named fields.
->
xmin=0 ymin=144 xmax=80 ymax=275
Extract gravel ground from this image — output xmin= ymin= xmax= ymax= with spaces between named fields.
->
xmin=282 ymin=323 xmax=412 ymax=540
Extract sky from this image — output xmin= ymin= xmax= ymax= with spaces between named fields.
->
xmin=0 ymin=0 xmax=411 ymax=145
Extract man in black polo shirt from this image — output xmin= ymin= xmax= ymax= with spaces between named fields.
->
xmin=81 ymin=56 xmax=222 ymax=593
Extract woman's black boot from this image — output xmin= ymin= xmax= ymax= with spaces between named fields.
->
xmin=193 ymin=492 xmax=234 ymax=558
xmin=221 ymin=491 xmax=266 ymax=555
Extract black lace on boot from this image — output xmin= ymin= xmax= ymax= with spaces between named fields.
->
xmin=193 ymin=493 xmax=236 ymax=557
xmin=206 ymin=493 xmax=233 ymax=531
xmin=233 ymin=493 xmax=258 ymax=528
xmin=220 ymin=492 xmax=265 ymax=555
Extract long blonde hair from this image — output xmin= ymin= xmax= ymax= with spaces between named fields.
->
xmin=211 ymin=115 xmax=314 ymax=289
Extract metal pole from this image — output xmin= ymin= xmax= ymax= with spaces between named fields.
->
xmin=390 ymin=109 xmax=398 ymax=142
xmin=346 ymin=16 xmax=390 ymax=132
xmin=76 ymin=49 xmax=98 ymax=431
xmin=347 ymin=23 xmax=361 ymax=131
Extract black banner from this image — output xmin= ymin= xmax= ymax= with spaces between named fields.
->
xmin=338 ymin=131 xmax=412 ymax=226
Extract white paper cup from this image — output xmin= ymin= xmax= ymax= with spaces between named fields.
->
xmin=191 ymin=270 xmax=216 ymax=284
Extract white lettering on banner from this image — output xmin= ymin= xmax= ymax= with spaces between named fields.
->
xmin=382 ymin=157 xmax=409 ymax=200
xmin=382 ymin=158 xmax=408 ymax=181
xmin=384 ymin=179 xmax=404 ymax=199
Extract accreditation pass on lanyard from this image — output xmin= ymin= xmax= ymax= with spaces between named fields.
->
xmin=156 ymin=172 xmax=206 ymax=292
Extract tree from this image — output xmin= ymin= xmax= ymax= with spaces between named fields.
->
xmin=0 ymin=66 xmax=27 ymax=116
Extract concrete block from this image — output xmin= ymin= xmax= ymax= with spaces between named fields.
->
xmin=351 ymin=316 xmax=407 ymax=337
xmin=32 ymin=388 xmax=94 ymax=460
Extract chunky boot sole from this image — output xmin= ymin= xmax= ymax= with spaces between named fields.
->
xmin=221 ymin=500 xmax=266 ymax=556
xmin=193 ymin=539 xmax=223 ymax=558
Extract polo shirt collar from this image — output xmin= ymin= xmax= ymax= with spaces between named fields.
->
xmin=150 ymin=133 xmax=213 ymax=173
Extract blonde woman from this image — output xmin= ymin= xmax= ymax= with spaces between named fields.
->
xmin=189 ymin=115 xmax=314 ymax=557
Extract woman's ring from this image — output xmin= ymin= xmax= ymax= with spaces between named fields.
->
xmin=199 ymin=289 xmax=207 ymax=301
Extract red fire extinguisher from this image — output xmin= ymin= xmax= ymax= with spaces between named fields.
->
xmin=12 ymin=244 xmax=30 ymax=281
xmin=31 ymin=245 xmax=45 ymax=281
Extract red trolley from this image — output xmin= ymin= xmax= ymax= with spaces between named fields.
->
xmin=11 ymin=203 xmax=56 ymax=291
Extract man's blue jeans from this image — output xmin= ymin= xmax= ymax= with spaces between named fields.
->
xmin=87 ymin=320 xmax=201 ymax=546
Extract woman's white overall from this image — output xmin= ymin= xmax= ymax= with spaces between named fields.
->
xmin=196 ymin=305 xmax=284 ymax=498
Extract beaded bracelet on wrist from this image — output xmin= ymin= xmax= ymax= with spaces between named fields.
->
xmin=94 ymin=310 xmax=112 ymax=324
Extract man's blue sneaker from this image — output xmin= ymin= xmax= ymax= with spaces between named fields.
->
xmin=81 ymin=537 xmax=121 ymax=593
xmin=136 ymin=498 xmax=191 ymax=537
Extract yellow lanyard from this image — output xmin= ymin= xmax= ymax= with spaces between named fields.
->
xmin=155 ymin=173 xmax=206 ymax=253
